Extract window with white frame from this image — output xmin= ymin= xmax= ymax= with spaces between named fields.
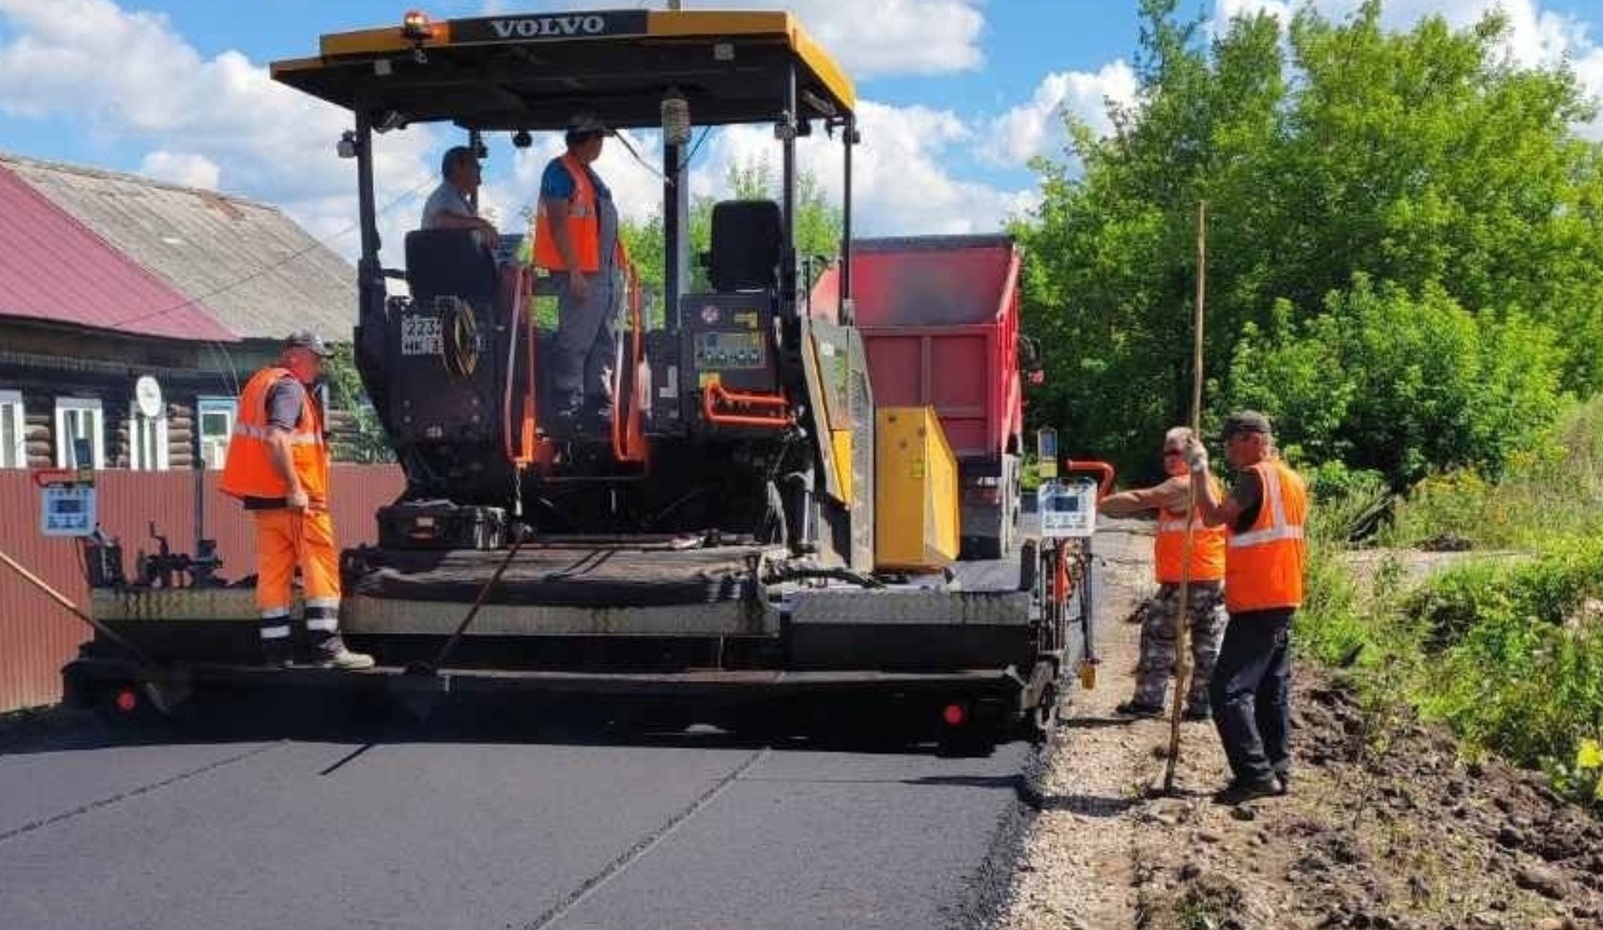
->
xmin=196 ymin=396 xmax=236 ymax=470
xmin=0 ymin=390 xmax=24 ymax=469
xmin=128 ymin=407 xmax=170 ymax=471
xmin=55 ymin=398 xmax=105 ymax=469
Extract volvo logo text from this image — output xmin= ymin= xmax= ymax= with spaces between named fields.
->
xmin=489 ymin=15 xmax=607 ymax=39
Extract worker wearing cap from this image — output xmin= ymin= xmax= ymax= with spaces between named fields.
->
xmin=220 ymin=332 xmax=374 ymax=671
xmin=532 ymin=113 xmax=621 ymax=423
xmin=422 ymin=145 xmax=501 ymax=251
xmin=1188 ymin=410 xmax=1308 ymax=804
xmin=1098 ymin=426 xmax=1227 ymax=721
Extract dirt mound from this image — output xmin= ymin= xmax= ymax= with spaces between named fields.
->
xmin=1131 ymin=667 xmax=1601 ymax=929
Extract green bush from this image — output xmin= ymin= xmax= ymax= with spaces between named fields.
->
xmin=1227 ymin=278 xmax=1569 ymax=492
xmin=1413 ymin=541 xmax=1603 ymax=768
xmin=1294 ymin=476 xmax=1603 ymax=808
xmin=1390 ymin=394 xmax=1603 ymax=548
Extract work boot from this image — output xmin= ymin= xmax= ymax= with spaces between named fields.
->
xmin=307 ymin=636 xmax=375 ymax=671
xmin=1211 ymin=775 xmax=1283 ymax=806
xmin=260 ymin=638 xmax=293 ymax=670
xmin=1114 ymin=699 xmax=1164 ymax=719
xmin=1182 ymin=702 xmax=1212 ymax=722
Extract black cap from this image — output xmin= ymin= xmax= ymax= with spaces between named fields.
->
xmin=1221 ymin=410 xmax=1271 ymax=439
xmin=283 ymin=329 xmax=332 ymax=358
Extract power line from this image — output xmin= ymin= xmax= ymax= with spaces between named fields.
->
xmin=101 ymin=170 xmax=440 ymax=333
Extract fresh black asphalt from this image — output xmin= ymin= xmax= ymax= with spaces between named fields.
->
xmin=0 ymin=709 xmax=1039 ymax=930
xmin=1 ymin=512 xmax=1084 ymax=930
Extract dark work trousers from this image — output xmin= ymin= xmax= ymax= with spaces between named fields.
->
xmin=1208 ymin=607 xmax=1294 ymax=785
xmin=552 ymin=267 xmax=618 ymax=412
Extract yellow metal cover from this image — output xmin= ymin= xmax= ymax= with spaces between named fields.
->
xmin=875 ymin=407 xmax=960 ymax=572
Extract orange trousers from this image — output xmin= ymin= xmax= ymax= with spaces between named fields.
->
xmin=252 ymin=508 xmax=341 ymax=639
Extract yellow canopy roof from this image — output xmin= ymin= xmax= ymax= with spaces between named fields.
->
xmin=270 ymin=9 xmax=856 ymax=131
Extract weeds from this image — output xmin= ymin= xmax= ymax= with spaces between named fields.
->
xmin=1298 ymin=399 xmax=1603 ymax=809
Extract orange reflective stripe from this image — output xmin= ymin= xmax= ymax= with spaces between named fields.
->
xmin=233 ymin=423 xmax=319 ymax=444
xmin=220 ymin=366 xmax=329 ymax=501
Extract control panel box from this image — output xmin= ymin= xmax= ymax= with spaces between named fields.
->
xmin=677 ymin=293 xmax=779 ymax=394
xmin=1038 ymin=479 xmax=1097 ymax=539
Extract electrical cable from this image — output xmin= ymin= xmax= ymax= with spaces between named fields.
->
xmin=100 ymin=170 xmax=440 ymax=333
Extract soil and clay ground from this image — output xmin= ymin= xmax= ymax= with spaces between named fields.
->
xmin=1000 ymin=519 xmax=1603 ymax=930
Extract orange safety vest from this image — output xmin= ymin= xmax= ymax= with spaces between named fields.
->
xmin=1224 ymin=459 xmax=1309 ymax=612
xmin=219 ymin=366 xmax=329 ymax=504
xmin=532 ymin=154 xmax=601 ymax=273
xmin=1154 ymin=473 xmax=1226 ymax=584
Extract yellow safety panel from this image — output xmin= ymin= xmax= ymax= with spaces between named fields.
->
xmin=875 ymin=407 xmax=960 ymax=573
xmin=831 ymin=428 xmax=854 ymax=506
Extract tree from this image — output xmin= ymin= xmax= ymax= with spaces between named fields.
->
xmin=1016 ymin=0 xmax=1603 ymax=485
xmin=324 ymin=343 xmax=394 ymax=464
xmin=1227 ymin=276 xmax=1568 ymax=487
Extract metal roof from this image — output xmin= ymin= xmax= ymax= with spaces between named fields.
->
xmin=0 ymin=161 xmax=236 ymax=343
xmin=0 ymin=154 xmax=355 ymax=343
xmin=270 ymin=9 xmax=855 ymax=132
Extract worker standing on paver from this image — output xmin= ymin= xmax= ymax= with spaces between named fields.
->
xmin=221 ymin=331 xmax=374 ymax=671
xmin=533 ymin=113 xmax=622 ymax=424
xmin=1188 ymin=411 xmax=1309 ymax=804
xmin=1098 ymin=426 xmax=1227 ymax=721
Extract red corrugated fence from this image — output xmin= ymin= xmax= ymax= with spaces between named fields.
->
xmin=0 ymin=465 xmax=404 ymax=712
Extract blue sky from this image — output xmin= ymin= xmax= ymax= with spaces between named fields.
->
xmin=0 ymin=0 xmax=1599 ymax=269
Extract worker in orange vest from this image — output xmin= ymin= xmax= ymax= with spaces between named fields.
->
xmin=533 ymin=112 xmax=620 ymax=424
xmin=1097 ymin=427 xmax=1228 ymax=721
xmin=1189 ymin=410 xmax=1309 ymax=804
xmin=220 ymin=331 xmax=374 ymax=670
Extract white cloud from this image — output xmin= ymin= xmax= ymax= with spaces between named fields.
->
xmin=986 ymin=60 xmax=1139 ymax=166
xmin=488 ymin=100 xmax=1033 ymax=239
xmin=138 ymin=150 xmax=220 ymax=190
xmin=837 ymin=101 xmax=1035 ymax=234
xmin=0 ymin=0 xmax=441 ymax=270
xmin=484 ymin=0 xmax=985 ymax=77
xmin=0 ymin=0 xmax=1014 ymax=277
xmin=0 ymin=0 xmax=1085 ymax=296
xmin=1214 ymin=0 xmax=1293 ymax=25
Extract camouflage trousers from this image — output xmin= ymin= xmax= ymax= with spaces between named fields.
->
xmin=1132 ymin=581 xmax=1227 ymax=709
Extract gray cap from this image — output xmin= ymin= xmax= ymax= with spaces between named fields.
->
xmin=1221 ymin=410 xmax=1271 ymax=439
xmin=283 ymin=329 xmax=332 ymax=357
xmin=565 ymin=112 xmax=614 ymax=138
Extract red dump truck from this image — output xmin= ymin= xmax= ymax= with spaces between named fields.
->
xmin=812 ymin=235 xmax=1026 ymax=559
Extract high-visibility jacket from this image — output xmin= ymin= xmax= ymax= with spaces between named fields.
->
xmin=1224 ymin=459 xmax=1308 ymax=612
xmin=1154 ymin=473 xmax=1226 ymax=584
xmin=532 ymin=155 xmax=601 ymax=273
xmin=219 ymin=366 xmax=329 ymax=504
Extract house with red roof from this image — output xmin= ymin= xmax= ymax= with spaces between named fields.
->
xmin=0 ymin=154 xmax=362 ymax=473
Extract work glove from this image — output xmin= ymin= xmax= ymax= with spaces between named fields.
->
xmin=1185 ymin=438 xmax=1209 ymax=475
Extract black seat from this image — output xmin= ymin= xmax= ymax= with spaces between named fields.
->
xmin=405 ymin=229 xmax=497 ymax=309
xmin=708 ymin=200 xmax=783 ymax=292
